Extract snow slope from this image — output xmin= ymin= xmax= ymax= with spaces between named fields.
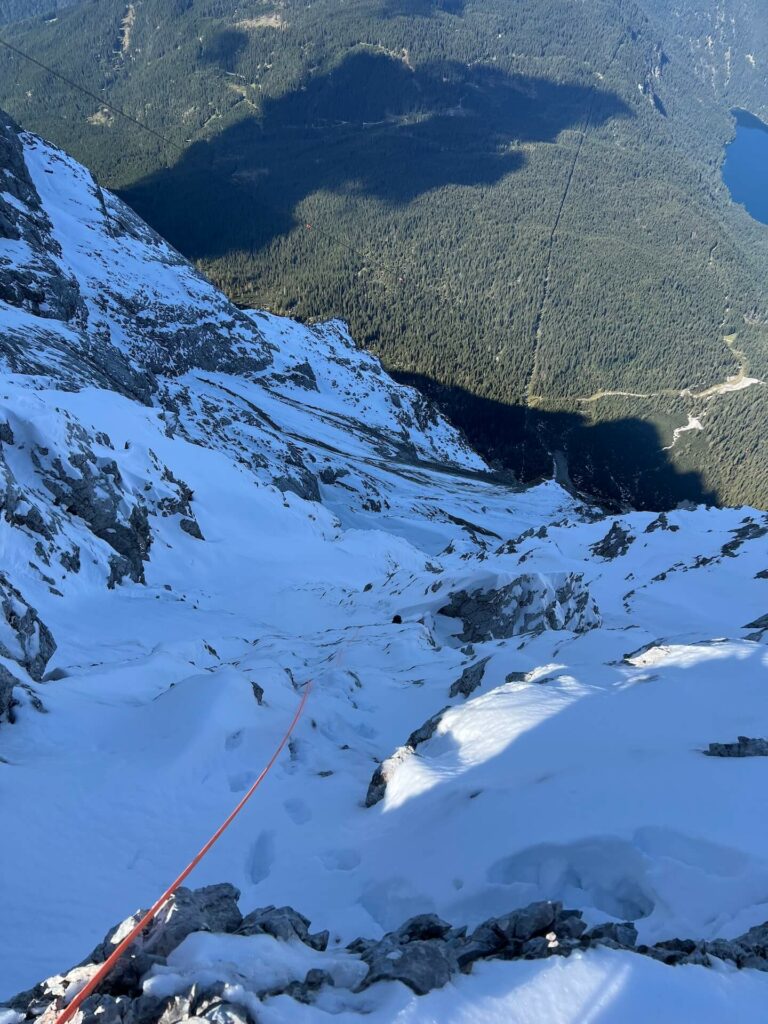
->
xmin=1 ymin=112 xmax=768 ymax=1021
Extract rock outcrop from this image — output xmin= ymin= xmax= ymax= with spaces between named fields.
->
xmin=0 ymin=662 xmax=21 ymax=723
xmin=365 ymin=705 xmax=452 ymax=807
xmin=364 ymin=744 xmax=412 ymax=808
xmin=0 ymin=574 xmax=56 ymax=682
xmin=439 ymin=572 xmax=600 ymax=643
xmin=8 ymin=885 xmax=768 ymax=1023
xmin=449 ymin=656 xmax=490 ymax=698
xmin=590 ymin=522 xmax=635 ymax=559
xmin=237 ymin=904 xmax=329 ymax=951
xmin=705 ymin=736 xmax=768 ymax=757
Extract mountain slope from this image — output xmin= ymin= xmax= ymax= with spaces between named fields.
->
xmin=639 ymin=0 xmax=768 ymax=119
xmin=0 ymin=0 xmax=766 ymax=508
xmin=1 ymin=115 xmax=768 ymax=1021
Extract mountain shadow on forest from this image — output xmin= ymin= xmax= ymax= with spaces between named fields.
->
xmin=394 ymin=374 xmax=718 ymax=511
xmin=119 ymin=50 xmax=632 ymax=260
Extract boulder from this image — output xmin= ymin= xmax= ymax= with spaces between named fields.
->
xmin=455 ymin=921 xmax=509 ymax=968
xmin=585 ymin=920 xmax=638 ymax=948
xmin=141 ymin=884 xmax=243 ymax=958
xmin=494 ymin=901 xmax=560 ymax=942
xmin=549 ymin=909 xmax=588 ymax=943
xmin=641 ymin=941 xmax=696 ymax=966
xmin=744 ymin=614 xmax=768 ymax=642
xmin=238 ymin=905 xmax=328 ymax=951
xmin=304 ymin=968 xmax=334 ymax=990
xmin=521 ymin=936 xmax=551 ymax=958
xmin=271 ymin=968 xmax=335 ymax=1006
xmin=453 ymin=902 xmax=573 ymax=967
xmin=180 ymin=517 xmax=204 ymax=540
xmin=202 ymin=1004 xmax=254 ymax=1024
xmin=395 ymin=915 xmax=453 ymax=943
xmin=358 ymin=938 xmax=458 ymax=995
xmin=156 ymin=992 xmax=196 ymax=1024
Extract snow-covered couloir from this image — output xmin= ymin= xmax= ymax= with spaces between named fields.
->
xmin=1 ymin=112 xmax=767 ymax=1023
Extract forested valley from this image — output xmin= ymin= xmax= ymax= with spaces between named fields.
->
xmin=0 ymin=0 xmax=766 ymax=508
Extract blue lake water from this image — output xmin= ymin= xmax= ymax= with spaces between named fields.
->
xmin=723 ymin=108 xmax=768 ymax=225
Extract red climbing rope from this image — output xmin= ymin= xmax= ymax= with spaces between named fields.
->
xmin=54 ymin=681 xmax=313 ymax=1024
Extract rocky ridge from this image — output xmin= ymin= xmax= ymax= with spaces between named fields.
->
xmin=6 ymin=884 xmax=768 ymax=1023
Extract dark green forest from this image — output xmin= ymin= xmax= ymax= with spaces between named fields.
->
xmin=0 ymin=0 xmax=766 ymax=508
xmin=0 ymin=0 xmax=80 ymax=26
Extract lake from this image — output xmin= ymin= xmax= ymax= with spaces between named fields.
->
xmin=723 ymin=108 xmax=768 ymax=225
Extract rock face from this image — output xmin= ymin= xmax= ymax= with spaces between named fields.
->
xmin=0 ymin=112 xmax=275 ymax=391
xmin=365 ymin=706 xmax=453 ymax=807
xmin=0 ymin=116 xmax=84 ymax=327
xmin=273 ymin=471 xmax=321 ymax=504
xmin=0 ymin=575 xmax=56 ymax=681
xmin=40 ymin=442 xmax=154 ymax=586
xmin=0 ymin=110 xmax=483 ymax=626
xmin=744 ymin=613 xmax=768 ymax=641
xmin=705 ymin=736 xmax=768 ymax=757
xmin=0 ymin=118 xmax=152 ymax=401
xmin=405 ymin=706 xmax=450 ymax=748
xmin=0 ymin=401 xmax=204 ymax=594
xmin=449 ymin=657 xmax=490 ymax=698
xmin=0 ymin=662 xmax=21 ymax=723
xmin=590 ymin=522 xmax=635 ymax=559
xmin=439 ymin=573 xmax=600 ymax=643
xmin=364 ymin=744 xmax=413 ymax=807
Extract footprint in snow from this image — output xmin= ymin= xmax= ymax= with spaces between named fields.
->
xmin=320 ymin=848 xmax=362 ymax=871
xmin=284 ymin=797 xmax=312 ymax=825
xmin=247 ymin=830 xmax=275 ymax=884
xmin=225 ymin=729 xmax=243 ymax=751
xmin=228 ymin=771 xmax=254 ymax=793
